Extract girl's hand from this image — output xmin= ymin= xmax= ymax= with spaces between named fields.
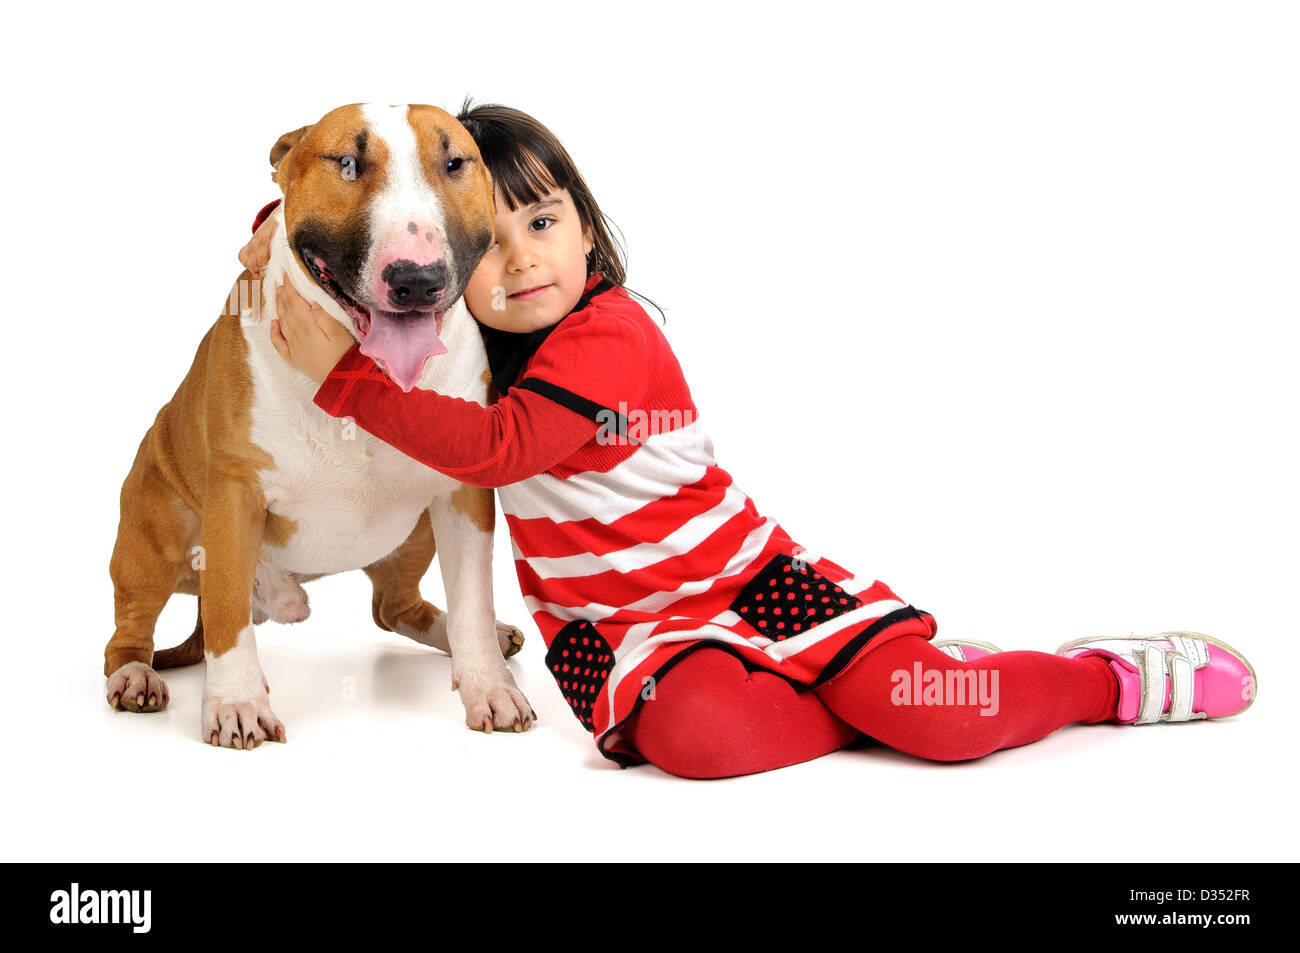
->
xmin=269 ymin=280 xmax=356 ymax=383
xmin=239 ymin=214 xmax=278 ymax=279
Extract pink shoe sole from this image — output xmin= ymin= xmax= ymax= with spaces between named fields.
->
xmin=1056 ymin=631 xmax=1257 ymax=725
xmin=932 ymin=639 xmax=1003 ymax=663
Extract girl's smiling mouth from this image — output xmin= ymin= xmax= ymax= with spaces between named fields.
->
xmin=510 ymin=283 xmax=551 ymax=301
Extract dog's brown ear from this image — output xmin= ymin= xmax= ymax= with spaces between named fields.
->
xmin=269 ymin=124 xmax=312 ymax=181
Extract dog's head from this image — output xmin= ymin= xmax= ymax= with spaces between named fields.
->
xmin=270 ymin=103 xmax=494 ymax=392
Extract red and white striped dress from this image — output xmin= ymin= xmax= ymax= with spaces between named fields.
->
xmin=314 ymin=274 xmax=937 ymax=766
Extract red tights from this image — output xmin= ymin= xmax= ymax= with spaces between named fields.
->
xmin=621 ymin=636 xmax=1120 ymax=779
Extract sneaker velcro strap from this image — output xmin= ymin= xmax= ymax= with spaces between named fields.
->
xmin=1165 ymin=635 xmax=1210 ymax=723
xmin=1138 ymin=643 xmax=1168 ymax=724
xmin=1136 ymin=636 xmax=1211 ymax=724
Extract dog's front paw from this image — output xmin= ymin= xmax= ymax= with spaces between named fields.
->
xmin=452 ymin=664 xmax=536 ymax=734
xmin=106 ymin=661 xmax=170 ymax=712
xmin=201 ymin=685 xmax=286 ymax=749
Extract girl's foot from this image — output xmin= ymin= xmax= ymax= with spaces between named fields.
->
xmin=1055 ymin=632 xmax=1257 ymax=725
xmin=931 ymin=638 xmax=1003 ymax=662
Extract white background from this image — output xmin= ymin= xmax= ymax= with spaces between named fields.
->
xmin=2 ymin=0 xmax=1296 ymax=861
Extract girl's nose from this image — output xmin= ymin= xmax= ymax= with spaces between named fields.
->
xmin=504 ymin=243 xmax=538 ymax=272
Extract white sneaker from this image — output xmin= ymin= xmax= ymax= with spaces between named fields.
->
xmin=1056 ymin=632 xmax=1257 ymax=724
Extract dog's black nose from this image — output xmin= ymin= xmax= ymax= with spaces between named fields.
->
xmin=383 ymin=260 xmax=447 ymax=309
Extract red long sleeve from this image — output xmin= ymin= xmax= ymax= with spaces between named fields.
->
xmin=252 ymin=199 xmax=281 ymax=233
xmin=312 ymin=344 xmax=601 ymax=487
xmin=311 ymin=300 xmax=652 ymax=487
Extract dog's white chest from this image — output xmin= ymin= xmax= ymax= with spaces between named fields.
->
xmin=259 ymin=407 xmax=451 ymax=573
xmin=241 ymin=311 xmax=484 ymax=575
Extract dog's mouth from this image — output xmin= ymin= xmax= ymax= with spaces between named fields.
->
xmin=300 ymin=247 xmax=448 ymax=393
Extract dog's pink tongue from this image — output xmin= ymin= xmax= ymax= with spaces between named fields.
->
xmin=358 ymin=310 xmax=447 ymax=392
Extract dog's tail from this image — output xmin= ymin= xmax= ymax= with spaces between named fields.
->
xmin=152 ymin=598 xmax=206 ymax=669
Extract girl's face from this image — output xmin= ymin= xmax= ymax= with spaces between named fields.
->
xmin=464 ymin=185 xmax=594 ymax=334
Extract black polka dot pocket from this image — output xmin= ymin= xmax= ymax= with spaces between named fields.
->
xmin=545 ymin=620 xmax=615 ymax=731
xmin=730 ymin=553 xmax=862 ymax=641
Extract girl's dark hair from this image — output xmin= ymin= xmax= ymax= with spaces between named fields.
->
xmin=456 ymin=98 xmax=664 ymax=322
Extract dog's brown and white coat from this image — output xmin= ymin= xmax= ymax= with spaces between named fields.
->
xmin=105 ymin=103 xmax=535 ymax=747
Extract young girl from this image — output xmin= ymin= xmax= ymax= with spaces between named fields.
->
xmin=245 ymin=102 xmax=1256 ymax=779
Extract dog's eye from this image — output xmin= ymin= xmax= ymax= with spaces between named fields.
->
xmin=338 ymin=155 xmax=359 ymax=181
xmin=446 ymin=156 xmax=467 ymax=175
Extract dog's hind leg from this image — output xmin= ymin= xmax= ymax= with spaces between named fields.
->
xmin=152 ymin=597 xmax=205 ymax=669
xmin=105 ymin=457 xmax=199 ymax=713
xmin=251 ymin=561 xmax=310 ymax=625
xmin=363 ymin=507 xmax=524 ymax=659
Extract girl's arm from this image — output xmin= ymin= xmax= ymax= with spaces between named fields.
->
xmin=270 ymin=278 xmax=621 ymax=487
xmin=312 ymin=344 xmax=601 ymax=487
xmin=265 ymin=229 xmax=649 ymax=488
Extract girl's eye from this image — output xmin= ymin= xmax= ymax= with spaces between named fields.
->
xmin=337 ymin=155 xmax=360 ymax=181
xmin=530 ymin=216 xmax=556 ymax=232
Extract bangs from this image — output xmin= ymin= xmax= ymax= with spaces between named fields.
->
xmin=457 ymin=99 xmax=578 ymax=211
xmin=492 ymin=147 xmax=563 ymax=211
xmin=480 ymin=138 xmax=567 ymax=212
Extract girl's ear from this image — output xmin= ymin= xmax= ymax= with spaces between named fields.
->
xmin=583 ymin=225 xmax=595 ymax=259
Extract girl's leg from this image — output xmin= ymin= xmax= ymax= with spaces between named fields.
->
xmin=623 ymin=647 xmax=859 ymax=779
xmin=813 ymin=635 xmax=1120 ymax=761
